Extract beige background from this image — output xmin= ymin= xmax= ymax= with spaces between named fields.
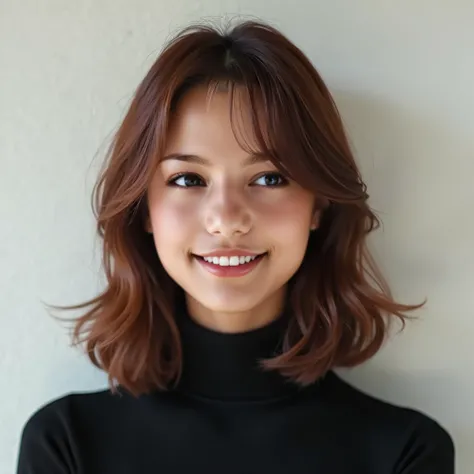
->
xmin=1 ymin=1 xmax=473 ymax=472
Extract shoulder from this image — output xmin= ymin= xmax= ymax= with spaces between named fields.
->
xmin=322 ymin=371 xmax=455 ymax=471
xmin=21 ymin=387 xmax=134 ymax=438
xmin=326 ymin=370 xmax=450 ymax=430
xmin=22 ymin=389 xmax=110 ymax=431
xmin=19 ymin=389 xmax=107 ymax=453
xmin=17 ymin=391 xmax=115 ymax=474
xmin=18 ymin=388 xmax=140 ymax=473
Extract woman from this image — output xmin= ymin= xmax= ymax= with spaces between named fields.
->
xmin=17 ymin=20 xmax=454 ymax=473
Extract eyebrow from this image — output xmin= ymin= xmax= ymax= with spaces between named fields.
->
xmin=160 ymin=153 xmax=271 ymax=166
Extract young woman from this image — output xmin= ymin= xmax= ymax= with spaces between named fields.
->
xmin=17 ymin=20 xmax=454 ymax=473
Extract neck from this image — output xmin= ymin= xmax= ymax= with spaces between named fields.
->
xmin=185 ymin=287 xmax=287 ymax=334
xmin=174 ymin=291 xmax=301 ymax=401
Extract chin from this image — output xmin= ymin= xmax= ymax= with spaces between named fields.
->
xmin=189 ymin=286 xmax=265 ymax=312
xmin=200 ymin=296 xmax=261 ymax=314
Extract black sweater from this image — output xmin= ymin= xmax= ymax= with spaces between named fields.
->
xmin=17 ymin=308 xmax=455 ymax=473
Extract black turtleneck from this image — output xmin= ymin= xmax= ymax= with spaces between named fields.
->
xmin=174 ymin=307 xmax=301 ymax=401
xmin=17 ymin=306 xmax=454 ymax=473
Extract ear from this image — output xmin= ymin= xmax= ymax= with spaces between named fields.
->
xmin=310 ymin=209 xmax=322 ymax=231
xmin=144 ymin=216 xmax=153 ymax=234
xmin=310 ymin=197 xmax=330 ymax=231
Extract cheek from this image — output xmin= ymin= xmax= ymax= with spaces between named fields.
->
xmin=148 ymin=194 xmax=199 ymax=248
xmin=258 ymin=192 xmax=314 ymax=239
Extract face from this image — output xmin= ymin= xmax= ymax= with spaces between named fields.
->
xmin=146 ymin=85 xmax=320 ymax=333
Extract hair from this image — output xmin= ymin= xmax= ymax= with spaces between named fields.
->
xmin=46 ymin=19 xmax=425 ymax=397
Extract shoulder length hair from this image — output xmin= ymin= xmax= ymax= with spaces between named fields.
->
xmin=47 ymin=19 xmax=425 ymax=397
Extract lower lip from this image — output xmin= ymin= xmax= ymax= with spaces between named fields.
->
xmin=194 ymin=254 xmax=266 ymax=277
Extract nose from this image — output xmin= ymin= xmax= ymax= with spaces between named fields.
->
xmin=203 ymin=184 xmax=252 ymax=237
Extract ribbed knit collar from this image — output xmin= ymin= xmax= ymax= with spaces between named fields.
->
xmin=174 ymin=296 xmax=302 ymax=402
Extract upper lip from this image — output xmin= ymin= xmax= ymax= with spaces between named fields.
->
xmin=195 ymin=249 xmax=266 ymax=258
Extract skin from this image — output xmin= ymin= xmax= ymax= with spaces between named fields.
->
xmin=146 ymin=85 xmax=320 ymax=333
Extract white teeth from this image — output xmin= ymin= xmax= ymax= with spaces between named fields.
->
xmin=202 ymin=255 xmax=259 ymax=266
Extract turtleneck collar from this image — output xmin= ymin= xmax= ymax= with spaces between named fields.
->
xmin=174 ymin=295 xmax=302 ymax=402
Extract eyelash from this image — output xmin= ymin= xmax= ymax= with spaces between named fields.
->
xmin=166 ymin=172 xmax=289 ymax=188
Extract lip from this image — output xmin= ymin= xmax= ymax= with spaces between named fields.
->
xmin=195 ymin=248 xmax=266 ymax=258
xmin=193 ymin=253 xmax=266 ymax=278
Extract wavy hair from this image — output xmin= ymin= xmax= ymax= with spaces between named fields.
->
xmin=47 ymin=19 xmax=425 ymax=397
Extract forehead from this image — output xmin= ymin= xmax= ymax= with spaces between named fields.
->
xmin=164 ymin=85 xmax=261 ymax=160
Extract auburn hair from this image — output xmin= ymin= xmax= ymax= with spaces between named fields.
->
xmin=47 ymin=19 xmax=425 ymax=397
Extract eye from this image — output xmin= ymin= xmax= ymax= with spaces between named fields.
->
xmin=168 ymin=173 xmax=205 ymax=188
xmin=252 ymin=172 xmax=288 ymax=187
xmin=167 ymin=172 xmax=288 ymax=188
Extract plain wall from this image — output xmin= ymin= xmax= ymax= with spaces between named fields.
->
xmin=1 ymin=1 xmax=473 ymax=472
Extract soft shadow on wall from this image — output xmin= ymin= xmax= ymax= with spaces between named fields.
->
xmin=332 ymin=90 xmax=472 ymax=473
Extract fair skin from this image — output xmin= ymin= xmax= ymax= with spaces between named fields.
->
xmin=146 ymin=85 xmax=320 ymax=333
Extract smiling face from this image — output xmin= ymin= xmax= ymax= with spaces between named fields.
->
xmin=146 ymin=85 xmax=320 ymax=333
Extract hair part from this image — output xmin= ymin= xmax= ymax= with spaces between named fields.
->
xmin=46 ymin=19 xmax=425 ymax=397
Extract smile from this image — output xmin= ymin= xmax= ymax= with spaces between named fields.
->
xmin=202 ymin=255 xmax=258 ymax=266
xmin=193 ymin=253 xmax=267 ymax=277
